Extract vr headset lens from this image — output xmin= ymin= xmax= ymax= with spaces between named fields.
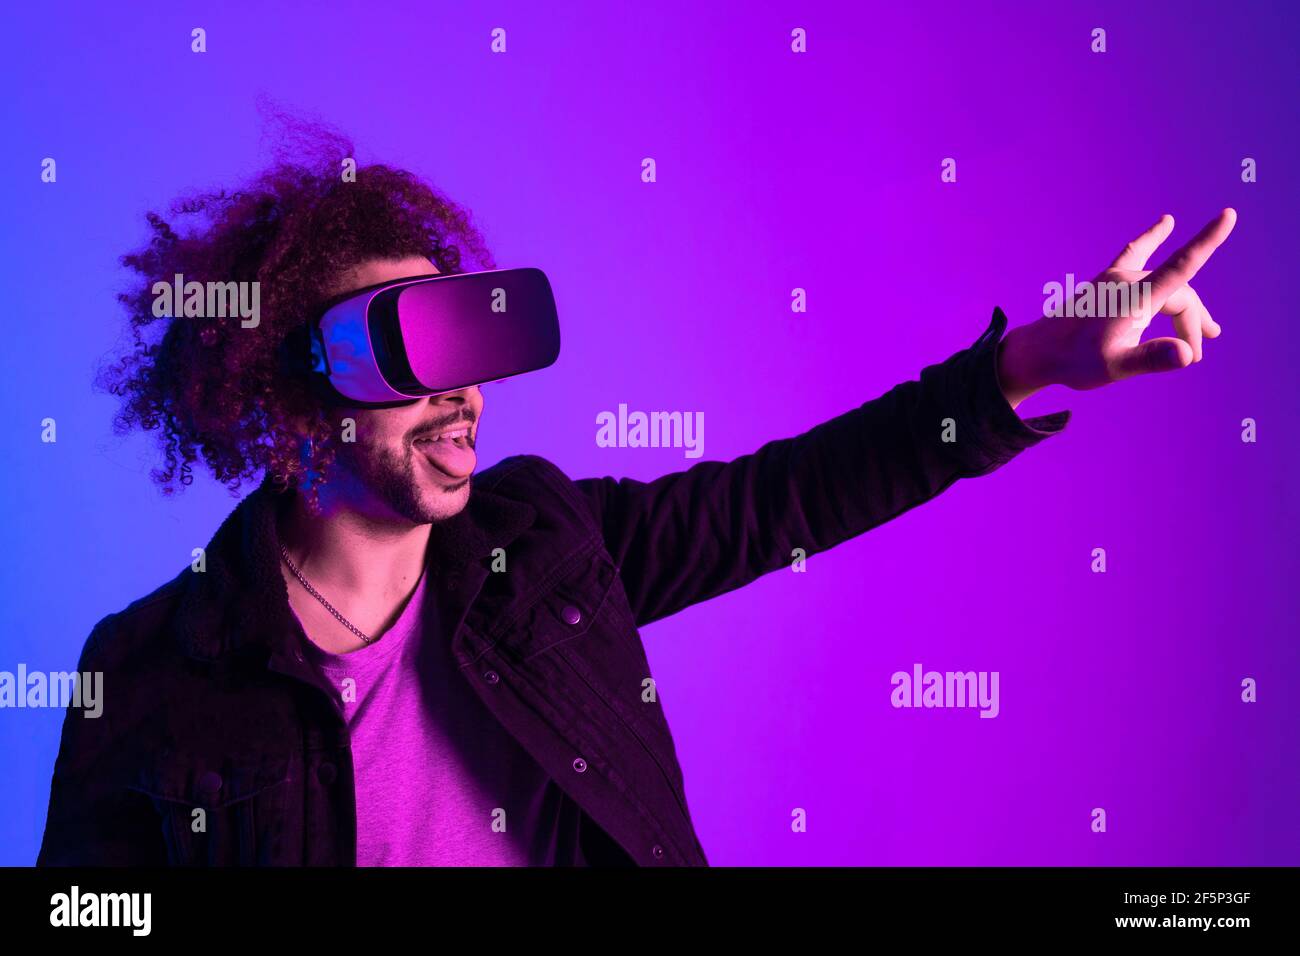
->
xmin=313 ymin=267 xmax=560 ymax=405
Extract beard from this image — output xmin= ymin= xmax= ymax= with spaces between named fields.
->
xmin=334 ymin=433 xmax=467 ymax=525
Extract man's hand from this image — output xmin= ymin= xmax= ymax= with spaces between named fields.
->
xmin=996 ymin=208 xmax=1238 ymax=409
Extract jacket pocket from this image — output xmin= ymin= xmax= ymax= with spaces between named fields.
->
xmin=126 ymin=752 xmax=292 ymax=866
xmin=498 ymin=547 xmax=620 ymax=661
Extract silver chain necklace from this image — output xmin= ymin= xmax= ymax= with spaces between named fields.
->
xmin=279 ymin=544 xmax=374 ymax=645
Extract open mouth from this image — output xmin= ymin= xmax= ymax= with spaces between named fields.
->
xmin=412 ymin=427 xmax=476 ymax=480
xmin=413 ymin=427 xmax=472 ymax=449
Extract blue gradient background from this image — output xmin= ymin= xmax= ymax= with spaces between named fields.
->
xmin=1 ymin=1 xmax=1296 ymax=865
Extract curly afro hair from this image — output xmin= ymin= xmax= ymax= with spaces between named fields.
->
xmin=97 ymin=116 xmax=495 ymax=507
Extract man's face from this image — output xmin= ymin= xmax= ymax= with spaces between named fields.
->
xmin=321 ymin=256 xmax=483 ymax=525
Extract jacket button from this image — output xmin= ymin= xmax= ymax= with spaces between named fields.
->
xmin=317 ymin=762 xmax=337 ymax=785
xmin=572 ymin=757 xmax=587 ymax=773
xmin=197 ymin=771 xmax=223 ymax=795
xmin=652 ymin=844 xmax=666 ymax=861
xmin=483 ymin=670 xmax=500 ymax=685
xmin=561 ymin=605 xmax=582 ymax=626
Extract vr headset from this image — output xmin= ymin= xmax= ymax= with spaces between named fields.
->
xmin=298 ymin=267 xmax=561 ymax=407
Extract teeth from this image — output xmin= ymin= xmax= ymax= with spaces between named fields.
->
xmin=417 ymin=428 xmax=469 ymax=445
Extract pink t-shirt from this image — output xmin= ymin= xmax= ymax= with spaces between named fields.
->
xmin=294 ymin=570 xmax=576 ymax=865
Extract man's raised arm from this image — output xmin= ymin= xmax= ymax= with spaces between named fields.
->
xmin=574 ymin=307 xmax=1070 ymax=627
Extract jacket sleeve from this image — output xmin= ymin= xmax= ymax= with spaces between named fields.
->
xmin=36 ymin=614 xmax=167 ymax=866
xmin=571 ymin=307 xmax=1071 ymax=628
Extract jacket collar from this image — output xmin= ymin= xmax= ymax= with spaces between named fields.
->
xmin=173 ymin=473 xmax=536 ymax=661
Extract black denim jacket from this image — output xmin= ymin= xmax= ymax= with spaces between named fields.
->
xmin=36 ymin=308 xmax=1069 ymax=866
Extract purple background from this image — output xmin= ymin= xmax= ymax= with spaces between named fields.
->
xmin=2 ymin=0 xmax=1296 ymax=865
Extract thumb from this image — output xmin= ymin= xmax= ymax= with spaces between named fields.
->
xmin=1112 ymin=337 xmax=1194 ymax=379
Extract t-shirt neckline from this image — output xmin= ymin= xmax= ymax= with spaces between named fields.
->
xmin=296 ymin=569 xmax=429 ymax=672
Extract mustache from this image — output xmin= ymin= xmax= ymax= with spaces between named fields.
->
xmin=407 ymin=409 xmax=478 ymax=444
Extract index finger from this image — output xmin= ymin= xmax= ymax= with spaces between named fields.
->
xmin=1141 ymin=208 xmax=1237 ymax=315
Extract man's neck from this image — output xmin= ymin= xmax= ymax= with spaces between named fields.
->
xmin=276 ymin=490 xmax=433 ymax=607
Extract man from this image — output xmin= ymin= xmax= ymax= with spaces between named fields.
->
xmin=36 ymin=135 xmax=1236 ymax=866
